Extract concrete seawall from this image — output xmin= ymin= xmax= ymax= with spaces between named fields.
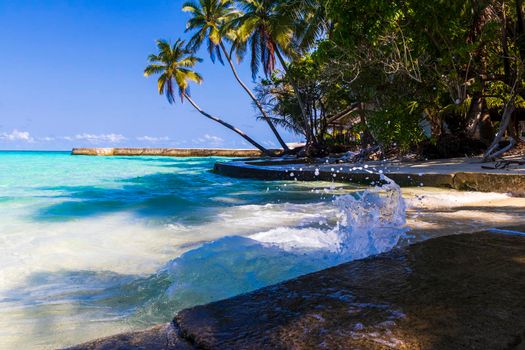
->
xmin=214 ymin=157 xmax=525 ymax=195
xmin=71 ymin=148 xmax=272 ymax=157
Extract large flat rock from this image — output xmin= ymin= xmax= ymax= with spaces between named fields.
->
xmin=176 ymin=232 xmax=525 ymax=349
xmin=71 ymin=232 xmax=525 ymax=349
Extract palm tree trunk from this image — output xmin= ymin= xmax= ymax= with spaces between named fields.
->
xmin=183 ymin=93 xmax=273 ymax=156
xmin=274 ymin=48 xmax=317 ymax=145
xmin=219 ymin=42 xmax=290 ymax=152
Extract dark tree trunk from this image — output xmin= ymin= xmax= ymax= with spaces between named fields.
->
xmin=466 ymin=94 xmax=484 ymax=138
xmin=516 ymin=0 xmax=525 ymax=61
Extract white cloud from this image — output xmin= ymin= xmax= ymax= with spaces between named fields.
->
xmin=0 ymin=130 xmax=34 ymax=142
xmin=204 ymin=134 xmax=223 ymax=143
xmin=136 ymin=136 xmax=170 ymax=142
xmin=192 ymin=134 xmax=224 ymax=147
xmin=67 ymin=133 xmax=127 ymax=144
xmin=39 ymin=136 xmax=55 ymax=142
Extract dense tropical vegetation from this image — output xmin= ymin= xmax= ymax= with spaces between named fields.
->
xmin=146 ymin=0 xmax=525 ymax=160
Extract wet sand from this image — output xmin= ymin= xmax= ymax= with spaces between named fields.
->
xmin=404 ymin=187 xmax=525 ymax=239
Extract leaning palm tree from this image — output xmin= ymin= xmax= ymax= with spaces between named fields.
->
xmin=144 ymin=39 xmax=271 ymax=155
xmin=232 ymin=0 xmax=316 ymax=145
xmin=183 ymin=0 xmax=290 ymax=152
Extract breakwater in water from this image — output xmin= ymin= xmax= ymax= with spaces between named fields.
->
xmin=71 ymin=147 xmax=272 ymax=157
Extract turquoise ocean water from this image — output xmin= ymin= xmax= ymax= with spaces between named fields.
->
xmin=0 ymin=151 xmax=406 ymax=349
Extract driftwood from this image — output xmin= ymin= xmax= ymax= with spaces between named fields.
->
xmin=483 ymin=137 xmax=517 ymax=162
xmin=338 ymin=145 xmax=380 ymax=163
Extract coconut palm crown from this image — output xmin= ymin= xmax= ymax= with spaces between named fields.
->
xmin=183 ymin=0 xmax=240 ymax=64
xmin=144 ymin=39 xmax=203 ymax=103
xmin=232 ymin=0 xmax=295 ymax=79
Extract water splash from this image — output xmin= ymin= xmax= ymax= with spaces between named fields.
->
xmin=334 ymin=175 xmax=407 ymax=259
xmin=131 ymin=175 xmax=408 ymax=323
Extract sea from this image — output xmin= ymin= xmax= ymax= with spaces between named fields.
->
xmin=0 ymin=151 xmax=519 ymax=349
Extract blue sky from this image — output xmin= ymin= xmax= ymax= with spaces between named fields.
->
xmin=0 ymin=0 xmax=299 ymax=150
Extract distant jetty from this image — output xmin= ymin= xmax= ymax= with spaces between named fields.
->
xmin=71 ymin=148 xmax=273 ymax=157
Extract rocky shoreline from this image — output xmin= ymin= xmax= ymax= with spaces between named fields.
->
xmin=68 ymin=229 xmax=525 ymax=350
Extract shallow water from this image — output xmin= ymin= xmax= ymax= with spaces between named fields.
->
xmin=0 ymin=151 xmax=524 ymax=349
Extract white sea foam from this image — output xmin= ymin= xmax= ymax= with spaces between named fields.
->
xmin=249 ymin=176 xmax=407 ymax=258
xmin=249 ymin=227 xmax=340 ymax=252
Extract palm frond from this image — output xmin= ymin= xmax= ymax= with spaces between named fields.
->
xmin=183 ymin=0 xmax=239 ymax=63
xmin=144 ymin=64 xmax=165 ymax=77
xmin=231 ymin=0 xmax=297 ymax=77
xmin=182 ymin=0 xmax=200 ymax=13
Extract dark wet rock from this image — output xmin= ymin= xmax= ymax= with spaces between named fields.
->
xmin=72 ymin=232 xmax=525 ymax=349
xmin=176 ymin=232 xmax=525 ymax=349
xmin=65 ymin=323 xmax=193 ymax=350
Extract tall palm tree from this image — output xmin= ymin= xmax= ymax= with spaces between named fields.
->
xmin=292 ymin=0 xmax=329 ymax=54
xmin=183 ymin=0 xmax=290 ymax=152
xmin=144 ymin=39 xmax=271 ymax=155
xmin=232 ymin=0 xmax=316 ymax=144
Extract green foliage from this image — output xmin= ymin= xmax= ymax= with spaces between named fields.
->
xmin=231 ymin=0 xmax=296 ymax=78
xmin=367 ymin=104 xmax=425 ymax=150
xmin=310 ymin=0 xmax=525 ymax=151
